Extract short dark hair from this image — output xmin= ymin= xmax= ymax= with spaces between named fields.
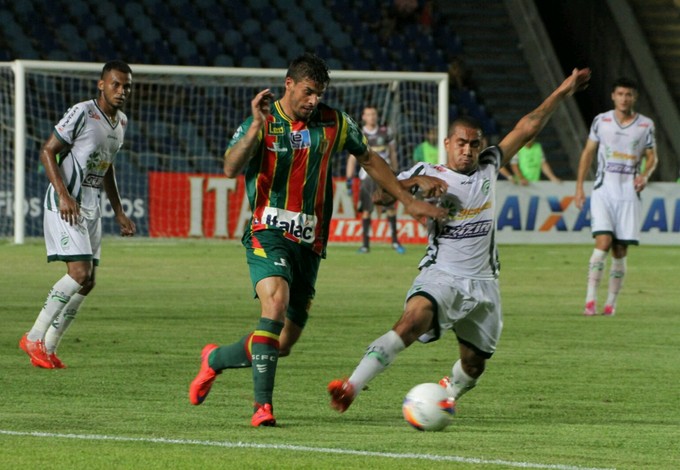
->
xmin=101 ymin=60 xmax=132 ymax=78
xmin=448 ymin=115 xmax=483 ymax=137
xmin=286 ymin=53 xmax=330 ymax=87
xmin=612 ymin=77 xmax=637 ymax=92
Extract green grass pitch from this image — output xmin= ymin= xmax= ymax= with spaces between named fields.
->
xmin=1 ymin=238 xmax=678 ymax=469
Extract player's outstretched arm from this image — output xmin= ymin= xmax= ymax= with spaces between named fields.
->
xmin=499 ymin=68 xmax=591 ymax=167
xmin=357 ymin=149 xmax=447 ymax=223
xmin=224 ymin=89 xmax=274 ymax=178
xmin=374 ymin=175 xmax=447 ymax=206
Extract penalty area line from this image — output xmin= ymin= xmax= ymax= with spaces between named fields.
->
xmin=0 ymin=429 xmax=615 ymax=470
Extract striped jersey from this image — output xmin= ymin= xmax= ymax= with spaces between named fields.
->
xmin=227 ymin=101 xmax=368 ymax=257
xmin=357 ymin=124 xmax=395 ymax=180
xmin=588 ymin=110 xmax=655 ymax=200
xmin=44 ymin=99 xmax=127 ymax=219
xmin=399 ymin=146 xmax=502 ymax=280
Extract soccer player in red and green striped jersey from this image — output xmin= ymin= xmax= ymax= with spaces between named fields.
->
xmin=188 ymin=53 xmax=447 ymax=426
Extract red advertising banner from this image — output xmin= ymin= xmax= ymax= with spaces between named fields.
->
xmin=145 ymin=172 xmax=680 ymax=245
xmin=148 ymin=171 xmax=428 ymax=243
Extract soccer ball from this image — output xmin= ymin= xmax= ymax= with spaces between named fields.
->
xmin=402 ymin=382 xmax=455 ymax=431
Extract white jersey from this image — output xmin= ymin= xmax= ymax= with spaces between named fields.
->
xmin=44 ymin=99 xmax=128 ymax=219
xmin=358 ymin=124 xmax=395 ymax=180
xmin=399 ymin=146 xmax=502 ymax=280
xmin=589 ymin=110 xmax=655 ymax=201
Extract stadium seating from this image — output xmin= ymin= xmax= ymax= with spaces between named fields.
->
xmin=1 ymin=0 xmax=500 ymax=171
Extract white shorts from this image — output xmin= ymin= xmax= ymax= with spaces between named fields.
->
xmin=406 ymin=267 xmax=502 ymax=357
xmin=589 ymin=191 xmax=641 ymax=244
xmin=44 ymin=210 xmax=102 ymax=265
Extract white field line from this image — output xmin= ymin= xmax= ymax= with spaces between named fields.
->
xmin=0 ymin=429 xmax=615 ymax=470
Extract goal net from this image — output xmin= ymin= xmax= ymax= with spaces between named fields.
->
xmin=1 ymin=61 xmax=448 ymax=243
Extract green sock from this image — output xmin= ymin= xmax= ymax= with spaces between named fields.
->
xmin=250 ymin=318 xmax=283 ymax=408
xmin=209 ymin=333 xmax=253 ymax=371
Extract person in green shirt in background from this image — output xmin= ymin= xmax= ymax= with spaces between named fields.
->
xmin=413 ymin=127 xmax=439 ymax=164
xmin=510 ymin=138 xmax=561 ymax=185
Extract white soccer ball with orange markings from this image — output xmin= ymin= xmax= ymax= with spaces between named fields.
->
xmin=402 ymin=382 xmax=455 ymax=431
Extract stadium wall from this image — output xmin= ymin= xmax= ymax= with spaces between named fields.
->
xmin=3 ymin=177 xmax=679 ymax=245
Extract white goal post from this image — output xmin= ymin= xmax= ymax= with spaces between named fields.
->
xmin=1 ymin=60 xmax=448 ymax=244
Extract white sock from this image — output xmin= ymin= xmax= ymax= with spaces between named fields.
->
xmin=348 ymin=330 xmax=405 ymax=397
xmin=27 ymin=275 xmax=82 ymax=342
xmin=45 ymin=293 xmax=86 ymax=354
xmin=605 ymin=257 xmax=626 ymax=307
xmin=446 ymin=359 xmax=478 ymax=400
xmin=586 ymin=248 xmax=607 ymax=304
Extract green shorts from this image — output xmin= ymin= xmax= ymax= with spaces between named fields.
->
xmin=243 ymin=229 xmax=321 ymax=328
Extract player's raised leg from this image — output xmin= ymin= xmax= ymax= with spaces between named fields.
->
xmin=329 ymin=330 xmax=406 ymax=412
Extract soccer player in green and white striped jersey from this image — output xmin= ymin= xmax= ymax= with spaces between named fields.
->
xmin=19 ymin=61 xmax=135 ymax=369
xmin=188 ymin=53 xmax=447 ymax=427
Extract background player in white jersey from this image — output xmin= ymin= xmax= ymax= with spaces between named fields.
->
xmin=328 ymin=67 xmax=591 ymax=412
xmin=19 ymin=61 xmax=136 ymax=369
xmin=574 ymin=77 xmax=657 ymax=317
xmin=346 ymin=106 xmax=405 ymax=254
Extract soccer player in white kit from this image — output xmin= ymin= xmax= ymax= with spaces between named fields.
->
xmin=575 ymin=77 xmax=657 ymax=317
xmin=19 ymin=61 xmax=136 ymax=369
xmin=329 ymin=68 xmax=591 ymax=412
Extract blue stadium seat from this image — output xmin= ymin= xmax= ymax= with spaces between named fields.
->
xmin=265 ymin=55 xmax=289 ymax=69
xmin=195 ymin=29 xmax=216 ymax=48
xmin=140 ymin=0 xmax=162 ymax=8
xmin=146 ymin=1 xmax=180 ymax=30
xmin=269 ymin=18 xmax=287 ymax=32
xmin=168 ymin=28 xmax=190 ymax=48
xmin=302 ymin=31 xmax=324 ymax=50
xmin=194 ymin=0 xmax=217 ymax=11
xmin=130 ymin=14 xmax=155 ymax=37
xmin=275 ymin=30 xmax=299 ymax=52
xmin=138 ymin=26 xmax=162 ymax=46
xmin=214 ymin=54 xmax=235 ymax=67
xmin=197 ymin=35 xmax=223 ymax=60
xmin=240 ymin=55 xmax=261 ymax=68
xmin=64 ymin=0 xmax=91 ymax=20
xmin=248 ymin=0 xmax=270 ymax=10
xmin=96 ymin=0 xmax=119 ymax=22
xmin=47 ymin=50 xmax=71 ymax=61
xmin=85 ymin=25 xmax=105 ymax=42
xmin=222 ymin=30 xmax=243 ymax=51
xmin=283 ymin=43 xmax=306 ymax=62
xmin=259 ymin=43 xmax=280 ymax=62
xmin=146 ymin=41 xmax=175 ymax=64
xmin=176 ymin=41 xmax=202 ymax=65
xmin=123 ymin=1 xmax=146 ymax=19
xmin=240 ymin=18 xmax=261 ymax=42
